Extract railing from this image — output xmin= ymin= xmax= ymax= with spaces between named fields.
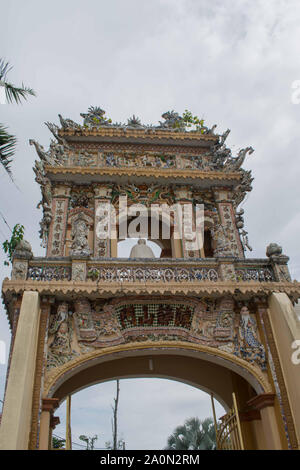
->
xmin=211 ymin=393 xmax=244 ymax=450
xmin=86 ymin=265 xmax=219 ymax=283
xmin=27 ymin=265 xmax=72 ymax=281
xmin=235 ymin=266 xmax=275 ymax=282
xmin=23 ymin=258 xmax=278 ymax=283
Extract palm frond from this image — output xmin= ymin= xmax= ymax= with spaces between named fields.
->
xmin=0 ymin=59 xmax=12 ymax=80
xmin=166 ymin=416 xmax=216 ymax=450
xmin=0 ymin=58 xmax=36 ymax=104
xmin=4 ymin=82 xmax=36 ymax=105
xmin=0 ymin=124 xmax=17 ymax=178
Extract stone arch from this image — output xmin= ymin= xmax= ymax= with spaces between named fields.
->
xmin=117 ymin=206 xmax=177 ymax=258
xmin=44 ymin=341 xmax=271 ymax=410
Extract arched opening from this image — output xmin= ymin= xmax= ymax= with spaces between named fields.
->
xmin=53 ymin=378 xmax=225 ymax=450
xmin=42 ymin=344 xmax=274 ymax=450
xmin=117 ymin=211 xmax=174 ymax=258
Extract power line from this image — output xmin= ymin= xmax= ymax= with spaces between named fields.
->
xmin=0 ymin=210 xmax=12 ymax=233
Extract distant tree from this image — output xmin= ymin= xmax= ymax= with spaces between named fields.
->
xmin=166 ymin=417 xmax=216 ymax=450
xmin=112 ymin=379 xmax=120 ymax=450
xmin=105 ymin=379 xmax=126 ymax=450
xmin=79 ymin=434 xmax=98 ymax=450
xmin=0 ymin=59 xmax=36 ymax=178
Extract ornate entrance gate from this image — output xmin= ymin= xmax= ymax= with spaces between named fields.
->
xmin=0 ymin=108 xmax=299 ymax=450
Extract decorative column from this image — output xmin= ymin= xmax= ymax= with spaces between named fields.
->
xmin=39 ymin=398 xmax=60 ymax=450
xmin=266 ymin=292 xmax=300 ymax=448
xmin=247 ymin=394 xmax=282 ymax=449
xmin=173 ymin=186 xmax=200 ymax=259
xmin=213 ymin=188 xmax=244 ymax=258
xmin=29 ymin=297 xmax=53 ymax=449
xmin=93 ymin=184 xmax=114 ymax=257
xmin=239 ymin=410 xmax=265 ymax=450
xmin=47 ymin=184 xmax=71 ymax=257
xmin=0 ymin=291 xmax=41 ymax=450
xmin=3 ymin=296 xmax=22 ymax=397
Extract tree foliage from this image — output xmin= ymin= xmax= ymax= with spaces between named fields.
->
xmin=166 ymin=417 xmax=216 ymax=450
xmin=2 ymin=223 xmax=24 ymax=265
xmin=52 ymin=436 xmax=65 ymax=449
xmin=182 ymin=110 xmax=206 ymax=132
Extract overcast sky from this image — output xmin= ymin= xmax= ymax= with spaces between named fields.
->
xmin=1 ymin=0 xmax=300 ymax=449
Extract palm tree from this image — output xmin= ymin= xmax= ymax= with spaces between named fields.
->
xmin=0 ymin=59 xmax=36 ymax=178
xmin=166 ymin=417 xmax=216 ymax=450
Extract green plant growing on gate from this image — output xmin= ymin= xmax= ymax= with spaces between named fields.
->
xmin=2 ymin=223 xmax=24 ymax=265
xmin=182 ymin=110 xmax=206 ymax=132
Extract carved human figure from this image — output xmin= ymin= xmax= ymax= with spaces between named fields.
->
xmin=212 ymin=224 xmax=231 ymax=257
xmin=235 ymin=306 xmax=266 ymax=368
xmin=129 ymin=239 xmax=155 ymax=259
xmin=49 ymin=302 xmax=71 ymax=354
xmin=97 ymin=304 xmax=122 ymax=338
xmin=70 ymin=217 xmax=91 ymax=256
xmin=74 ymin=299 xmax=97 ymax=342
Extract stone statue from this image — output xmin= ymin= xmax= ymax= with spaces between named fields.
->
xmin=129 ymin=239 xmax=155 ymax=258
xmin=266 ymin=243 xmax=283 ymax=258
xmin=32 ymin=162 xmax=53 ymax=245
xmin=158 ymin=111 xmax=185 ymax=130
xmin=233 ymin=169 xmax=253 ymax=207
xmin=49 ymin=302 xmax=71 ymax=355
xmin=58 ymin=114 xmax=81 ymax=130
xmin=13 ymin=239 xmax=33 ymax=259
xmin=70 ymin=215 xmax=91 ymax=257
xmin=29 ymin=139 xmax=61 ymax=166
xmin=219 ymin=128 xmax=231 ymax=146
xmin=224 ymin=146 xmax=254 ymax=171
xmin=45 ymin=121 xmax=65 ymax=144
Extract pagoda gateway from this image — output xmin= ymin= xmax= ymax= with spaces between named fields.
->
xmin=0 ymin=107 xmax=299 ymax=450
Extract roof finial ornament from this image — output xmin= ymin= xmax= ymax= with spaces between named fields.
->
xmin=127 ymin=115 xmax=143 ymax=127
xmin=80 ymin=106 xmax=112 ymax=127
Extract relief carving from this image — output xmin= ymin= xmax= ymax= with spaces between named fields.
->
xmin=69 ymin=213 xmax=92 ymax=257
xmin=46 ymin=298 xmax=267 ymax=373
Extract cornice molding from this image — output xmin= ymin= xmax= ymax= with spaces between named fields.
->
xmin=58 ymin=127 xmax=219 ymax=142
xmin=3 ymin=279 xmax=300 ymax=298
xmin=45 ymin=166 xmax=242 ymax=181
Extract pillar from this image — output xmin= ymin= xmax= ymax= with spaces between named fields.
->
xmin=213 ymin=188 xmax=244 ymax=258
xmin=247 ymin=394 xmax=282 ymax=449
xmin=47 ymin=184 xmax=70 ymax=256
xmin=267 ymin=293 xmax=300 ymax=448
xmin=39 ymin=398 xmax=60 ymax=450
xmin=173 ymin=186 xmax=199 ymax=258
xmin=0 ymin=291 xmax=40 ymax=450
xmin=239 ymin=410 xmax=265 ymax=449
xmin=93 ymin=184 xmax=113 ymax=257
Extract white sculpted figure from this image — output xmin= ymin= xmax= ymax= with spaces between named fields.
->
xmin=129 ymin=239 xmax=155 ymax=258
